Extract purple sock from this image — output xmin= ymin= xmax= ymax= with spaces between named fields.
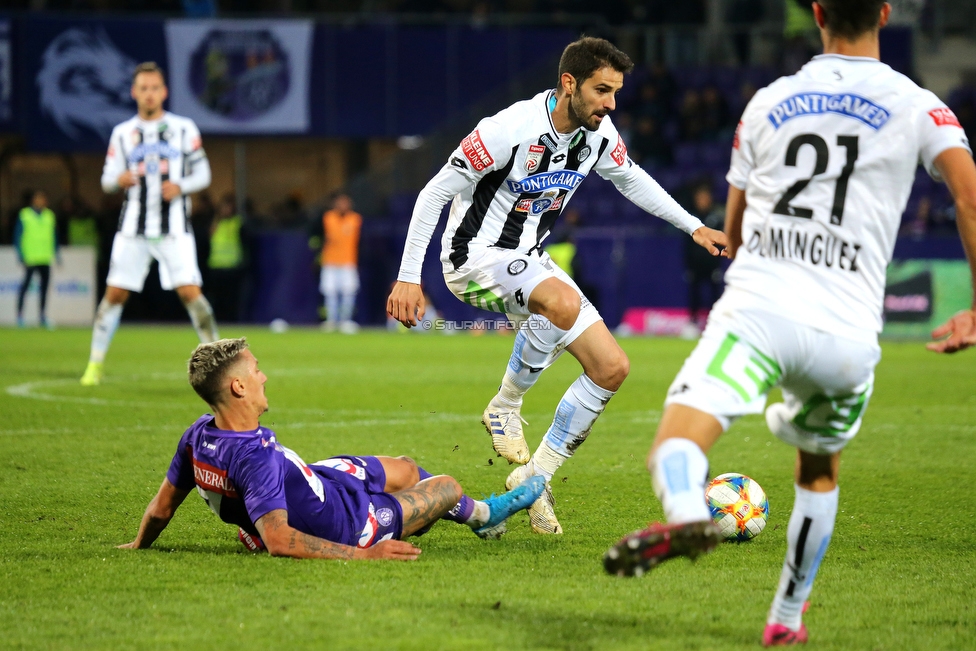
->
xmin=417 ymin=466 xmax=475 ymax=524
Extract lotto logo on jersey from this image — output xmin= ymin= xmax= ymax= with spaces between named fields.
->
xmin=929 ymin=108 xmax=962 ymax=128
xmin=461 ymin=130 xmax=494 ymax=172
xmin=610 ymin=135 xmax=627 ymax=165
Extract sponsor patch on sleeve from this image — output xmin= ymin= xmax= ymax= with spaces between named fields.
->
xmin=460 ymin=129 xmax=495 ymax=172
xmin=610 ymin=134 xmax=627 ymax=166
xmin=733 ymin=121 xmax=743 ymax=150
xmin=929 ymin=107 xmax=962 ymax=128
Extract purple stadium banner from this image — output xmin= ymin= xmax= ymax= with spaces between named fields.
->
xmin=165 ymin=19 xmax=312 ymax=134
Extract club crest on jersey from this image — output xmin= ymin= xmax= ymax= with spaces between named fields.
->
xmin=767 ymin=93 xmax=891 ymax=130
xmin=524 ymin=144 xmax=546 ymax=173
xmin=515 ymin=192 xmax=564 ymax=216
xmin=376 ymin=508 xmax=395 ymax=527
xmin=507 ymin=259 xmax=528 ymax=275
xmin=576 ymin=145 xmax=591 ymax=162
xmin=506 ymin=169 xmax=585 ymax=194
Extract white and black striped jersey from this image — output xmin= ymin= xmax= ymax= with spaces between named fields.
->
xmin=101 ymin=112 xmax=211 ymax=238
xmin=725 ymin=54 xmax=971 ymax=339
xmin=397 ymin=90 xmax=704 ymax=284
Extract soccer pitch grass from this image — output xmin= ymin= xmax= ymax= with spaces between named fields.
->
xmin=2 ymin=327 xmax=974 ymax=651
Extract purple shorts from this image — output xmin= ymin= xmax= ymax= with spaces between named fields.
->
xmin=311 ymin=455 xmax=403 ymax=546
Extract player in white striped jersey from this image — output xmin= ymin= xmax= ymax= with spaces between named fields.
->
xmin=81 ymin=62 xmax=218 ymax=386
xmin=606 ymin=2 xmax=976 ymax=645
xmin=388 ymin=37 xmax=728 ymax=534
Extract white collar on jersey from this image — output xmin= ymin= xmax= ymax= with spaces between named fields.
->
xmin=812 ymin=53 xmax=880 ymax=63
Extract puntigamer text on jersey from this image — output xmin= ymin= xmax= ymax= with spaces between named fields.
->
xmin=767 ymin=93 xmax=891 ymax=130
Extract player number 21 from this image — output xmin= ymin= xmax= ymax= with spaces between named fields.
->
xmin=773 ymin=133 xmax=859 ymax=226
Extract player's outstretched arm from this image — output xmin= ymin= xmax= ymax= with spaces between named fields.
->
xmin=387 ymin=281 xmax=426 ymax=328
xmin=118 ymin=478 xmax=191 ymax=549
xmin=928 ymin=148 xmax=976 ymax=353
xmin=254 ymin=509 xmax=422 ymax=561
xmin=723 ymin=185 xmax=747 ymax=260
xmin=692 ymin=226 xmax=730 ymax=258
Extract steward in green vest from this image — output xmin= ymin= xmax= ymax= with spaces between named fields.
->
xmin=206 ymin=196 xmax=247 ymax=322
xmin=15 ymin=191 xmax=59 ymax=328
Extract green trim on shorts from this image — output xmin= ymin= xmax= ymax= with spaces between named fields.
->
xmin=792 ymin=386 xmax=870 ymax=436
xmin=706 ymin=333 xmax=782 ymax=402
xmin=462 ymin=281 xmax=506 ymax=313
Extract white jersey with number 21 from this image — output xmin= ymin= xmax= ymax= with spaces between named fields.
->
xmin=725 ymin=54 xmax=971 ymax=341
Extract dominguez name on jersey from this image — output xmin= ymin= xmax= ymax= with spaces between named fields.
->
xmin=506 ymin=170 xmax=586 ymax=194
xmin=767 ymin=93 xmax=891 ymax=130
xmin=744 ymin=226 xmax=861 ymax=273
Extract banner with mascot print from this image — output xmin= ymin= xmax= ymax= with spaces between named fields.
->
xmin=25 ymin=16 xmax=167 ymax=151
xmin=165 ymin=19 xmax=312 ymax=134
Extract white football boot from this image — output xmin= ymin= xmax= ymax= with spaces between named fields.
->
xmin=506 ymin=463 xmax=563 ymax=534
xmin=482 ymin=399 xmax=531 ymax=464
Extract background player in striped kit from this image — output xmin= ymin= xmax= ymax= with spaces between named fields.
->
xmin=604 ymin=2 xmax=976 ymax=645
xmin=388 ymin=37 xmax=728 ymax=535
xmin=81 ymin=62 xmax=218 ymax=386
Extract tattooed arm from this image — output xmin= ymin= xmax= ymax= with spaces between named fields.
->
xmin=118 ymin=478 xmax=191 ymax=549
xmin=254 ymin=509 xmax=422 ymax=561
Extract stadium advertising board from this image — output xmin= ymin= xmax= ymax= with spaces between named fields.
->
xmin=24 ymin=16 xmax=166 ymax=151
xmin=881 ymin=260 xmax=972 ymax=338
xmin=165 ymin=20 xmax=312 ymax=134
xmin=0 ymin=246 xmax=96 ymax=326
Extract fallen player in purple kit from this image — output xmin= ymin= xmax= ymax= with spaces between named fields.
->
xmin=119 ymin=337 xmax=544 ymax=560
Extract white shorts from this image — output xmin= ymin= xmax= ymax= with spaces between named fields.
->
xmin=444 ymin=248 xmax=602 ymax=341
xmin=320 ymin=265 xmax=360 ymax=295
xmin=106 ymin=232 xmax=203 ymax=292
xmin=665 ymin=305 xmax=881 ymax=455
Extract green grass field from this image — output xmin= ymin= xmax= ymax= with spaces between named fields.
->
xmin=2 ymin=327 xmax=974 ymax=651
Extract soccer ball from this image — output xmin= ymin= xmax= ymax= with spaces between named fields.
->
xmin=705 ymin=473 xmax=769 ymax=542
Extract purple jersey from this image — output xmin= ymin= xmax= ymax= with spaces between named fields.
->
xmin=167 ymin=415 xmax=400 ymax=548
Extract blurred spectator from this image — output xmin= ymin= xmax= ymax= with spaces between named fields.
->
xmin=679 ymin=88 xmax=704 ymax=141
xmin=781 ymin=0 xmax=818 ymax=75
xmin=272 ymin=190 xmax=307 ymax=228
xmin=545 ymin=207 xmax=580 ymax=278
xmin=636 ymin=82 xmax=671 ymax=125
xmin=726 ymin=0 xmax=765 ymax=66
xmin=630 ymin=116 xmax=673 ymax=168
xmin=206 ymin=194 xmax=249 ymax=322
xmin=15 ymin=191 xmax=59 ymax=329
xmin=646 ymin=63 xmax=678 ymax=109
xmin=615 ymin=111 xmax=635 ymax=147
xmin=191 ymin=191 xmax=215 ymax=277
xmin=900 ymin=196 xmax=931 ymax=239
xmin=682 ymin=180 xmax=724 ymax=336
xmin=731 ymin=80 xmax=758 ymax=121
xmin=700 ymin=85 xmax=732 ymax=141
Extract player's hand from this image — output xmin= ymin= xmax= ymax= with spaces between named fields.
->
xmin=926 ymin=309 xmax=976 ymax=353
xmin=387 ymin=281 xmax=426 ymax=327
xmin=361 ymin=539 xmax=422 ymax=561
xmin=117 ymin=171 xmax=137 ymax=189
xmin=161 ymin=181 xmax=182 ymax=201
xmin=693 ymin=227 xmax=730 ymax=258
xmin=116 ymin=542 xmax=138 ymax=549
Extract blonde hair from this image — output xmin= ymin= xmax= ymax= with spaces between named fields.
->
xmin=132 ymin=61 xmax=166 ymax=85
xmin=188 ymin=337 xmax=249 ymax=406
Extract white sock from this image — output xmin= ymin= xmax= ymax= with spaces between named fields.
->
xmin=465 ymin=501 xmax=491 ymax=528
xmin=544 ymin=373 xmax=614 ymax=455
xmin=650 ymin=438 xmax=712 ymax=524
xmin=768 ymin=485 xmax=839 ymax=630
xmin=89 ymin=299 xmax=124 ymax=364
xmin=185 ymin=295 xmax=219 ymax=343
xmin=494 ymin=315 xmax=568 ymax=408
xmin=339 ymin=292 xmax=356 ymax=322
